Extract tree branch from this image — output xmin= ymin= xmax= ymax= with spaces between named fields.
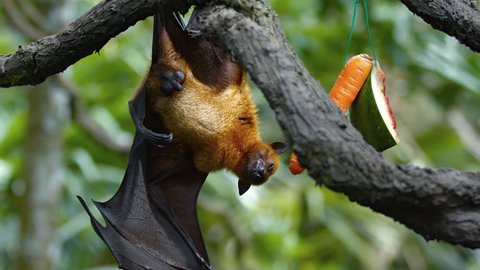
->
xmin=1 ymin=0 xmax=480 ymax=248
xmin=0 ymin=0 xmax=170 ymax=87
xmin=1 ymin=0 xmax=479 ymax=88
xmin=195 ymin=3 xmax=480 ymax=248
xmin=398 ymin=0 xmax=480 ymax=52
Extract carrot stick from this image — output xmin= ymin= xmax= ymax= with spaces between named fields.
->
xmin=329 ymin=54 xmax=373 ymax=112
xmin=289 ymin=54 xmax=373 ymax=175
xmin=289 ymin=152 xmax=304 ymax=175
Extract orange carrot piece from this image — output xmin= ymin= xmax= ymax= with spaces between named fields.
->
xmin=289 ymin=54 xmax=373 ymax=175
xmin=329 ymin=54 xmax=373 ymax=112
xmin=289 ymin=153 xmax=305 ymax=175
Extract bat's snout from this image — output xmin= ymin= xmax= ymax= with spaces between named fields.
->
xmin=250 ymin=159 xmax=266 ymax=182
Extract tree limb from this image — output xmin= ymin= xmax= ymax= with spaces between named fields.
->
xmin=3 ymin=0 xmax=131 ymax=153
xmin=195 ymin=3 xmax=480 ymax=248
xmin=1 ymin=0 xmax=479 ymax=88
xmin=0 ymin=0 xmax=170 ymax=87
xmin=1 ymin=0 xmax=480 ymax=248
xmin=399 ymin=0 xmax=480 ymax=52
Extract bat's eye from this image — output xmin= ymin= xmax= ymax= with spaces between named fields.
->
xmin=267 ymin=162 xmax=275 ymax=173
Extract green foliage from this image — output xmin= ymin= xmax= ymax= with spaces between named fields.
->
xmin=1 ymin=0 xmax=480 ymax=269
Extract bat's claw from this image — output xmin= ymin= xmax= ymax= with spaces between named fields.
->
xmin=160 ymin=70 xmax=185 ymax=95
xmin=238 ymin=181 xmax=251 ymax=196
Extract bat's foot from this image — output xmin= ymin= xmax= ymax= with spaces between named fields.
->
xmin=160 ymin=70 xmax=185 ymax=95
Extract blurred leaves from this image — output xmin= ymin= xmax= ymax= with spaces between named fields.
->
xmin=1 ymin=0 xmax=480 ymax=269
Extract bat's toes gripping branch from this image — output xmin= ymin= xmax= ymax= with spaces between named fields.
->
xmin=160 ymin=70 xmax=185 ymax=95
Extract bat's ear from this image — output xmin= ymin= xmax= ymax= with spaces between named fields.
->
xmin=238 ymin=180 xmax=251 ymax=196
xmin=271 ymin=142 xmax=288 ymax=154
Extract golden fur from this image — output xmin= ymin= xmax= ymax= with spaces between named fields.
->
xmin=143 ymin=14 xmax=281 ymax=187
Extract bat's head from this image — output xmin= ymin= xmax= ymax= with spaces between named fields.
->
xmin=237 ymin=142 xmax=288 ymax=195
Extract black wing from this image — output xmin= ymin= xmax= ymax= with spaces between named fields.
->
xmin=78 ymin=9 xmax=212 ymax=267
xmin=78 ymin=6 xmax=247 ymax=268
xmin=79 ymin=88 xmax=211 ymax=269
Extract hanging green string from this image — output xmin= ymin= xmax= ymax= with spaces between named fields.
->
xmin=343 ymin=0 xmax=359 ymax=64
xmin=362 ymin=0 xmax=377 ymax=60
xmin=344 ymin=0 xmax=377 ymax=62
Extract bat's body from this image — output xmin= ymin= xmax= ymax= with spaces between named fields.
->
xmin=80 ymin=7 xmax=286 ymax=269
xmin=148 ymin=56 xmax=256 ymax=173
xmin=144 ymin=9 xmax=286 ymax=194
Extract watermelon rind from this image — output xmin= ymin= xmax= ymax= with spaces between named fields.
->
xmin=350 ymin=61 xmax=399 ymax=151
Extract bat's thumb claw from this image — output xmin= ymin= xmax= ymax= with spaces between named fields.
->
xmin=238 ymin=181 xmax=251 ymax=196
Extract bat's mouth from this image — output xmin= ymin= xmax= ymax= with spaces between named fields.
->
xmin=238 ymin=158 xmax=269 ymax=196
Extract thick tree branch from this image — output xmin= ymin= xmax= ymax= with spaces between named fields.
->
xmin=399 ymin=0 xmax=480 ymax=52
xmin=3 ymin=0 xmax=131 ymax=153
xmin=0 ymin=0 xmax=170 ymax=87
xmin=1 ymin=0 xmax=479 ymax=88
xmin=195 ymin=3 xmax=480 ymax=248
xmin=1 ymin=0 xmax=480 ymax=248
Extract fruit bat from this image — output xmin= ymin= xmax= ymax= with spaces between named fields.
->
xmin=79 ymin=6 xmax=286 ymax=269
xmin=145 ymin=8 xmax=287 ymax=195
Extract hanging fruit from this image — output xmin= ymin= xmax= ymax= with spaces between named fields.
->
xmin=329 ymin=54 xmax=373 ymax=112
xmin=289 ymin=54 xmax=373 ymax=175
xmin=350 ymin=61 xmax=399 ymax=151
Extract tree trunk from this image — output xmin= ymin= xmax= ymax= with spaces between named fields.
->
xmin=19 ymin=79 xmax=69 ymax=270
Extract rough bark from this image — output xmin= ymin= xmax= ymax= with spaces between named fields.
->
xmin=399 ymin=0 xmax=480 ymax=52
xmin=195 ymin=3 xmax=480 ymax=248
xmin=1 ymin=0 xmax=480 ymax=248
xmin=0 ymin=0 xmax=168 ymax=87
xmin=1 ymin=0 xmax=480 ymax=87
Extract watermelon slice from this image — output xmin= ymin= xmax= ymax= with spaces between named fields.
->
xmin=350 ymin=61 xmax=399 ymax=151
